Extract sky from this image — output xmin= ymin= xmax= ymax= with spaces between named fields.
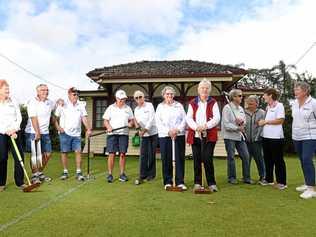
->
xmin=0 ymin=0 xmax=315 ymax=102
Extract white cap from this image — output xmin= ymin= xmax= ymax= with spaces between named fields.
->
xmin=115 ymin=89 xmax=128 ymax=99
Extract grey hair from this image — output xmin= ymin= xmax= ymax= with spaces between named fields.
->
xmin=161 ymin=86 xmax=176 ymax=97
xmin=36 ymin=84 xmax=48 ymax=90
xmin=247 ymin=95 xmax=259 ymax=104
xmin=294 ymin=81 xmax=311 ymax=95
xmin=229 ymin=89 xmax=242 ymax=101
xmin=133 ymin=90 xmax=145 ymax=98
xmin=198 ymin=79 xmax=212 ymax=93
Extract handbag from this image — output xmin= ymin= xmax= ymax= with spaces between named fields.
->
xmin=132 ymin=132 xmax=140 ymax=147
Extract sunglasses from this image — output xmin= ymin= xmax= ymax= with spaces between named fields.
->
xmin=72 ymin=93 xmax=79 ymax=96
xmin=134 ymin=96 xmax=143 ymax=100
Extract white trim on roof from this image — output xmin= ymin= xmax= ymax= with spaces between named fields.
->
xmin=95 ymin=76 xmax=234 ymax=84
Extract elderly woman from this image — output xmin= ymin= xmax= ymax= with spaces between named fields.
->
xmin=222 ymin=89 xmax=252 ymax=184
xmin=0 ymin=80 xmax=25 ymax=191
xmin=155 ymin=86 xmax=187 ymax=190
xmin=258 ymin=88 xmax=286 ymax=190
xmin=186 ymin=79 xmax=220 ymax=192
xmin=245 ymin=95 xmax=266 ymax=183
xmin=291 ymin=82 xmax=316 ymax=199
xmin=133 ymin=90 xmax=158 ymax=183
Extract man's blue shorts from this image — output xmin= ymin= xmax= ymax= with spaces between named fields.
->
xmin=59 ymin=133 xmax=81 ymax=153
xmin=106 ymin=135 xmax=129 ymax=154
xmin=25 ymin=133 xmax=52 ymax=153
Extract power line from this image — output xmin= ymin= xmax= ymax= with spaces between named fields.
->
xmin=293 ymin=42 xmax=316 ymax=67
xmin=0 ymin=52 xmax=67 ymax=91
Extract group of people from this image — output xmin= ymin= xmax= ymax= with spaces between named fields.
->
xmin=0 ymin=78 xmax=316 ymax=199
xmin=0 ymin=80 xmax=91 ymax=192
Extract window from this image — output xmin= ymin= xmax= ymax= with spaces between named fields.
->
xmin=94 ymin=98 xmax=108 ymax=129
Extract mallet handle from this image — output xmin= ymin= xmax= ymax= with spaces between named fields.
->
xmin=172 ymin=139 xmax=176 ymax=187
xmin=10 ymin=137 xmax=32 ymax=185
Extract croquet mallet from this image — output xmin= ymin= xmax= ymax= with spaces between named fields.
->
xmin=166 ymin=138 xmax=182 ymax=192
xmin=86 ymin=126 xmax=129 ymax=180
xmin=11 ymin=136 xmax=40 ymax=192
xmin=30 ymin=139 xmax=43 ymax=170
xmin=194 ymin=131 xmax=211 ymax=194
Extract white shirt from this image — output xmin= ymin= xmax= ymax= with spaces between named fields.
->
xmin=25 ymin=98 xmax=55 ymax=134
xmin=155 ymin=101 xmax=186 ymax=138
xmin=292 ymin=96 xmax=316 ymax=140
xmin=0 ymin=98 xmax=22 ymax=134
xmin=134 ymin=102 xmax=158 ymax=137
xmin=55 ymin=100 xmax=88 ymax=137
xmin=262 ymin=102 xmax=285 ymax=139
xmin=103 ymin=103 xmax=134 ymax=135
xmin=186 ymin=99 xmax=220 ymax=138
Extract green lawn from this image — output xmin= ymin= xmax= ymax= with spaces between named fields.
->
xmin=1 ymin=153 xmax=316 ymax=237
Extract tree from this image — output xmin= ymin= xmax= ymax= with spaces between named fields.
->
xmin=237 ymin=61 xmax=316 ymax=153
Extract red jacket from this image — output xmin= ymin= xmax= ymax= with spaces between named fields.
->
xmin=187 ymin=96 xmax=218 ymax=144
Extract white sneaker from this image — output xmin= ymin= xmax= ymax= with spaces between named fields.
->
xmin=300 ymin=189 xmax=316 ymax=199
xmin=177 ymin=184 xmax=187 ymax=191
xmin=209 ymin=185 xmax=218 ymax=192
xmin=164 ymin=184 xmax=172 ymax=190
xmin=296 ymin=184 xmax=308 ymax=192
xmin=193 ymin=184 xmax=202 ymax=190
xmin=274 ymin=183 xmax=287 ymax=190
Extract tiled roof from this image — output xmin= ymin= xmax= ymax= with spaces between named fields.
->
xmin=87 ymin=60 xmax=247 ymax=80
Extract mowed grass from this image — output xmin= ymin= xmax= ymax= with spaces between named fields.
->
xmin=1 ymin=153 xmax=316 ymax=237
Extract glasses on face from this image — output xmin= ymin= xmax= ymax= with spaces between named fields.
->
xmin=165 ymin=93 xmax=174 ymax=96
xmin=235 ymin=95 xmax=243 ymax=98
xmin=72 ymin=93 xmax=79 ymax=97
xmin=134 ymin=96 xmax=143 ymax=100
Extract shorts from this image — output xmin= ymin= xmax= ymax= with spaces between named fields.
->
xmin=25 ymin=133 xmax=52 ymax=153
xmin=106 ymin=135 xmax=129 ymax=154
xmin=59 ymin=133 xmax=81 ymax=153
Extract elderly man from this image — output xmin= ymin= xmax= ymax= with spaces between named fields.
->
xmin=245 ymin=95 xmax=266 ymax=184
xmin=55 ymin=87 xmax=92 ymax=181
xmin=103 ymin=89 xmax=134 ymax=183
xmin=25 ymin=84 xmax=55 ymax=183
xmin=186 ymin=79 xmax=220 ymax=192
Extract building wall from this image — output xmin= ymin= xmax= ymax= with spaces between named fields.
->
xmin=115 ymin=84 xmax=147 ymax=96
xmin=112 ymin=82 xmax=222 ymax=97
xmin=186 ymin=82 xmax=222 ymax=96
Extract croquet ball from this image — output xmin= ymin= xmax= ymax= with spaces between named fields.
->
xmin=135 ymin=179 xmax=140 ymax=185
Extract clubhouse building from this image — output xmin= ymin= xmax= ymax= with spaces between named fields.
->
xmin=80 ymin=60 xmax=253 ymax=157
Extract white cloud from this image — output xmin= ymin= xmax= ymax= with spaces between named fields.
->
xmin=5 ymin=1 xmax=78 ymax=49
xmin=72 ymin=0 xmax=183 ymax=36
xmin=1 ymin=0 xmax=315 ymax=104
xmin=168 ymin=0 xmax=316 ymax=76
xmin=1 ymin=0 xmax=175 ymax=102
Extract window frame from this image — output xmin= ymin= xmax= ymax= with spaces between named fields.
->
xmin=92 ymin=97 xmax=109 ymax=130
